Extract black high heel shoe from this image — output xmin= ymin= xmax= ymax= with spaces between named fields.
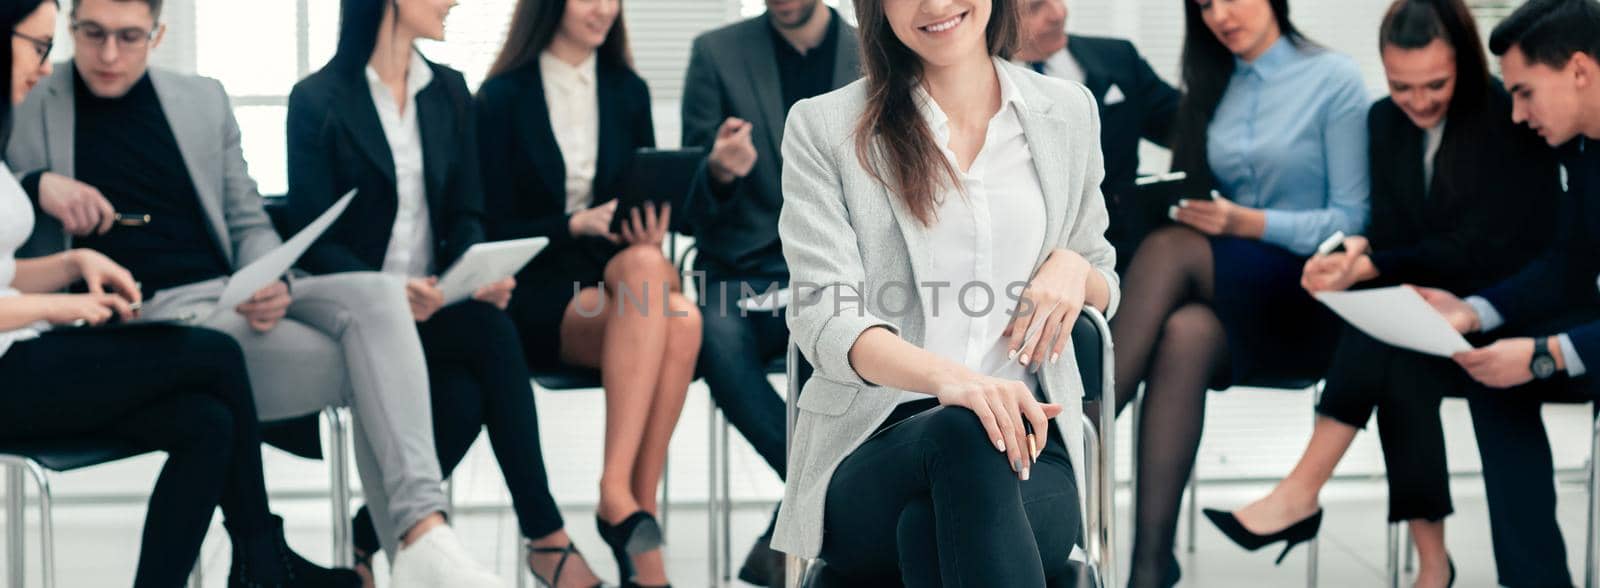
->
xmin=596 ymin=511 xmax=670 ymax=588
xmin=527 ymin=539 xmax=606 ymax=588
xmin=1202 ymin=508 xmax=1323 ymax=565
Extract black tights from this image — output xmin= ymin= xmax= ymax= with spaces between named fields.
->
xmin=0 ymin=326 xmax=271 ymax=588
xmin=1110 ymin=228 xmax=1229 ymax=587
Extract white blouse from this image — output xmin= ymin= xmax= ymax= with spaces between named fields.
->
xmin=905 ymin=60 xmax=1049 ymax=404
xmin=0 ymin=161 xmax=42 ymax=358
xmin=540 ymin=51 xmax=600 ymax=214
xmin=367 ymin=50 xmax=436 ymax=278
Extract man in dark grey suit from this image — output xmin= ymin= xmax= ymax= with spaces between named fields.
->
xmin=679 ymin=0 xmax=859 ymax=584
xmin=1014 ymin=0 xmax=1180 ymax=271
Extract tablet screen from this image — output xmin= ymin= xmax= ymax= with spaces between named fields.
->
xmin=610 ymin=147 xmax=707 ymax=235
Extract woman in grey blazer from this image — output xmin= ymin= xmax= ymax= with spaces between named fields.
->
xmin=773 ymin=0 xmax=1120 ymax=584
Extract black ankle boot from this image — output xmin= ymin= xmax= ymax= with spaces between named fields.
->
xmin=227 ymin=514 xmax=362 ymax=588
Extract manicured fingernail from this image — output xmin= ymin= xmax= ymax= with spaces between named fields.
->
xmin=995 ymin=439 xmax=1006 ymax=452
xmin=1012 ymin=458 xmax=1024 ymax=473
xmin=1020 ymin=353 xmax=1030 ymax=366
xmin=1167 ymin=206 xmax=1179 ymax=220
xmin=1178 ymin=199 xmax=1191 ymax=208
xmin=1008 ymin=349 xmax=1017 ymax=360
xmin=1051 ymin=352 xmax=1061 ymax=364
xmin=1022 ymin=467 xmax=1031 ymax=481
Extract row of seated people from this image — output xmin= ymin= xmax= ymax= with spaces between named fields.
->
xmin=0 ymin=0 xmax=1598 ymax=586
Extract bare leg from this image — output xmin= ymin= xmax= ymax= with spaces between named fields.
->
xmin=1232 ymin=416 xmax=1357 ymax=534
xmin=627 ymin=293 xmax=700 ymax=586
xmin=1409 ymin=518 xmax=1452 ymax=588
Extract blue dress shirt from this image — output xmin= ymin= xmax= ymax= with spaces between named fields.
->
xmin=1207 ymin=38 xmax=1372 ymax=255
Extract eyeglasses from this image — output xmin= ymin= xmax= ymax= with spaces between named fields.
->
xmin=11 ymin=30 xmax=52 ymax=67
xmin=70 ymin=21 xmax=156 ymax=50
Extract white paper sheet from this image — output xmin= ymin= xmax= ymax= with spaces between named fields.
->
xmin=1315 ymin=286 xmax=1473 ymax=357
xmin=212 ymin=190 xmax=356 ymax=318
xmin=436 ymin=237 xmax=549 ymax=305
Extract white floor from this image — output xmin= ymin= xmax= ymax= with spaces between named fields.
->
xmin=4 ymin=382 xmax=1596 ymax=587
xmin=5 ymin=475 xmax=1596 ymax=587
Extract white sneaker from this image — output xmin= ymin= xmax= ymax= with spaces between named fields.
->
xmin=390 ymin=525 xmax=506 ymax=588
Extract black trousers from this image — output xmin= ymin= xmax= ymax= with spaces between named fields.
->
xmin=0 ymin=326 xmax=270 ymax=588
xmin=1468 ymin=379 xmax=1590 ymax=588
xmin=1316 ymin=327 xmax=1469 ymax=522
xmin=695 ymin=275 xmax=789 ymax=477
xmin=355 ymin=301 xmax=563 ymax=553
xmin=820 ymin=401 xmax=1080 ymax=587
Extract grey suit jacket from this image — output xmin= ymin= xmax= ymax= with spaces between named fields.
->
xmin=773 ymin=60 xmax=1121 ymax=558
xmin=680 ymin=11 xmax=859 ymax=275
xmin=10 ymin=63 xmax=281 ymax=269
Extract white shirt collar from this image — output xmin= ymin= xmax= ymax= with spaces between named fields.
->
xmin=364 ymin=49 xmax=434 ymax=103
xmin=540 ymin=50 xmax=597 ymax=87
xmin=914 ymin=57 xmax=1027 ymax=143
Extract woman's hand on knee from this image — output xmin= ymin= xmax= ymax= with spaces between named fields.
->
xmin=931 ymin=373 xmax=1062 ymax=480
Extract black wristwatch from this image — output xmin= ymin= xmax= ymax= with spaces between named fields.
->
xmin=1531 ymin=337 xmax=1559 ymax=380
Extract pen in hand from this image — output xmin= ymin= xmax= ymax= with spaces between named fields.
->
xmin=114 ymin=213 xmax=150 ymax=227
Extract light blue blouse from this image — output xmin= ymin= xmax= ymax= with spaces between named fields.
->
xmin=1207 ymin=37 xmax=1371 ymax=255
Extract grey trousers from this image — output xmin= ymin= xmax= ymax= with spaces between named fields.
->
xmin=146 ymin=271 xmax=446 ymax=554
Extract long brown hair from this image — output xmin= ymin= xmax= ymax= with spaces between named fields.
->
xmin=1171 ymin=0 xmax=1312 ymax=179
xmin=486 ymin=0 xmax=632 ymax=80
xmin=852 ymin=0 xmax=1019 ymax=226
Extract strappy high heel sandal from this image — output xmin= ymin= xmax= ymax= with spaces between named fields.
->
xmin=526 ymin=539 xmax=605 ymax=588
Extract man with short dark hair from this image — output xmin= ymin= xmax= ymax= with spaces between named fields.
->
xmin=1012 ymin=0 xmax=1178 ymax=269
xmin=679 ymin=0 xmax=859 ymax=584
xmin=1417 ymin=0 xmax=1600 ymax=583
xmin=9 ymin=0 xmax=502 ymax=585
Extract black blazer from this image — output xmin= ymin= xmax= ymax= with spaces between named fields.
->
xmin=1362 ymin=84 xmax=1559 ymax=296
xmin=1479 ymin=136 xmax=1600 ymax=369
xmin=284 ymin=54 xmax=486 ymax=275
xmin=1063 ymin=36 xmax=1179 ymax=264
xmin=1066 ymin=35 xmax=1179 ymax=202
xmin=475 ymin=58 xmax=656 ymax=280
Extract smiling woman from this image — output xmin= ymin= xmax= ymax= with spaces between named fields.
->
xmin=773 ymin=0 xmax=1121 ymax=583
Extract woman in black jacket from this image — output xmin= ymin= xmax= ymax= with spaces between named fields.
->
xmin=285 ymin=0 xmax=601 ymax=585
xmin=1202 ymin=2 xmax=1560 ymax=585
xmin=475 ymin=1 xmax=696 ymax=587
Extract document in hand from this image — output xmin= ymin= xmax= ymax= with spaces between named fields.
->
xmin=212 ymin=190 xmax=357 ymax=318
xmin=1314 ymin=286 xmax=1473 ymax=357
xmin=436 ymin=237 xmax=549 ymax=305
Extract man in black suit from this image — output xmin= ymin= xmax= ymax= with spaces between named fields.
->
xmin=1419 ymin=0 xmax=1600 ymax=583
xmin=1012 ymin=0 xmax=1180 ymax=271
xmin=679 ymin=1 xmax=860 ymax=585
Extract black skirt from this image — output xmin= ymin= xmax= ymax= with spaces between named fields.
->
xmin=1209 ymin=237 xmax=1341 ymax=388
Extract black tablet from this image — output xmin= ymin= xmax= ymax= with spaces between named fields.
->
xmin=1135 ymin=171 xmax=1213 ymax=209
xmin=610 ymin=147 xmax=707 ymax=235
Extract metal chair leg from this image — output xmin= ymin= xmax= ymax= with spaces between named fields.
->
xmin=1587 ymin=410 xmax=1600 ymax=588
xmin=324 ymin=407 xmax=353 ymax=568
xmin=1095 ymin=352 xmax=1118 ymax=588
xmin=1386 ymin=522 xmax=1403 ymax=588
xmin=1082 ymin=416 xmax=1103 ymax=586
xmin=707 ymin=403 xmax=721 ymax=588
xmin=23 ymin=462 xmax=51 ymax=588
xmin=661 ymin=455 xmax=671 ymax=535
xmin=516 ymin=539 xmax=530 ymax=588
xmin=1186 ymin=475 xmax=1197 ymax=554
xmin=721 ymin=418 xmax=732 ymax=584
xmin=6 ymin=464 xmax=23 ymax=588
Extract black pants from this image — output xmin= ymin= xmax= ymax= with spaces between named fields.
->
xmin=1468 ymin=379 xmax=1590 ymax=588
xmin=820 ymin=401 xmax=1080 ymax=587
xmin=1315 ymin=328 xmax=1468 ymax=522
xmin=696 ymin=275 xmax=789 ymax=477
xmin=0 ymin=326 xmax=270 ymax=588
xmin=355 ymin=301 xmax=563 ymax=553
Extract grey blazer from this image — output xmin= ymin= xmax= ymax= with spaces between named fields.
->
xmin=9 ymin=63 xmax=282 ymax=268
xmin=680 ymin=11 xmax=860 ymax=274
xmin=773 ymin=60 xmax=1121 ymax=558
